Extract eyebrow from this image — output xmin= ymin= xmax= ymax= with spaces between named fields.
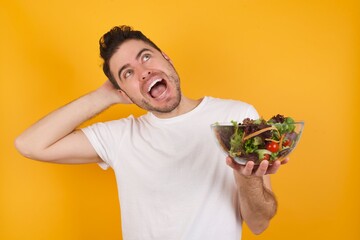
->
xmin=117 ymin=48 xmax=153 ymax=80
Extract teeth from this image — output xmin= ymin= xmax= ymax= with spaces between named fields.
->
xmin=147 ymin=79 xmax=162 ymax=92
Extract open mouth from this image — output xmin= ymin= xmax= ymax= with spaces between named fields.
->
xmin=148 ymin=79 xmax=167 ymax=98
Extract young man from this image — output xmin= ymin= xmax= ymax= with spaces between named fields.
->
xmin=15 ymin=25 xmax=286 ymax=239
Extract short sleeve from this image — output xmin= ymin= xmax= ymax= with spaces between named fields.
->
xmin=81 ymin=122 xmax=116 ymax=170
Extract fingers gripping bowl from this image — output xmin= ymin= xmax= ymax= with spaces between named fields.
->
xmin=211 ymin=115 xmax=304 ymax=165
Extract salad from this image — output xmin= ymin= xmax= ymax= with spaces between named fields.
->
xmin=225 ymin=114 xmax=300 ymax=163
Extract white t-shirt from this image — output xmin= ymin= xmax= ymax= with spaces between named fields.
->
xmin=82 ymin=96 xmax=259 ymax=240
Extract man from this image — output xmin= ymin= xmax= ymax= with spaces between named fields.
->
xmin=15 ymin=25 xmax=285 ymax=239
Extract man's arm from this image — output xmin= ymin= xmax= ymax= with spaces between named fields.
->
xmin=226 ymin=157 xmax=287 ymax=234
xmin=15 ymin=81 xmax=131 ymax=164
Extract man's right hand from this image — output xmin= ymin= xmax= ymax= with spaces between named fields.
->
xmin=97 ymin=80 xmax=133 ymax=105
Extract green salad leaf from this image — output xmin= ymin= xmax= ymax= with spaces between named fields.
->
xmin=229 ymin=121 xmax=244 ymax=158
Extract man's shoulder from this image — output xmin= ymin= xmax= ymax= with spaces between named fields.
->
xmin=85 ymin=114 xmax=138 ymax=129
xmin=204 ymin=96 xmax=258 ymax=120
xmin=205 ymin=96 xmax=253 ymax=108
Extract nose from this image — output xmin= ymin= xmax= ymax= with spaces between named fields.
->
xmin=141 ymin=70 xmax=152 ymax=81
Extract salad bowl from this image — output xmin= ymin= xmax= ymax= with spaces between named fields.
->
xmin=211 ymin=115 xmax=304 ymax=165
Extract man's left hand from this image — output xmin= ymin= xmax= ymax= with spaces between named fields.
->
xmin=226 ymin=156 xmax=289 ymax=177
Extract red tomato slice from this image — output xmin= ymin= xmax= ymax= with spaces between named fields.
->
xmin=283 ymin=139 xmax=292 ymax=147
xmin=266 ymin=142 xmax=279 ymax=153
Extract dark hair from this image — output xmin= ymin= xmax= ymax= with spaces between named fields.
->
xmin=99 ymin=25 xmax=162 ymax=89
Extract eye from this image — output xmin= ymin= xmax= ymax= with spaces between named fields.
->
xmin=142 ymin=53 xmax=151 ymax=62
xmin=123 ymin=69 xmax=133 ymax=79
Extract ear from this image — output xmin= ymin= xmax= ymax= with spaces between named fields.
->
xmin=161 ymin=52 xmax=173 ymax=64
xmin=117 ymin=89 xmax=134 ymax=104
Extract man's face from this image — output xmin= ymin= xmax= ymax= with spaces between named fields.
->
xmin=109 ymin=39 xmax=182 ymax=114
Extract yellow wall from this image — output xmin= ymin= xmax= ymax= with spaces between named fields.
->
xmin=1 ymin=0 xmax=359 ymax=239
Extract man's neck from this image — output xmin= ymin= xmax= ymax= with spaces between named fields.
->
xmin=152 ymin=96 xmax=203 ymax=119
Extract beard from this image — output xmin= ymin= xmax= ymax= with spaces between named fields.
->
xmin=124 ymin=70 xmax=182 ymax=114
xmin=138 ymin=84 xmax=182 ymax=113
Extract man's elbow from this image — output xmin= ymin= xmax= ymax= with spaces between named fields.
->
xmin=14 ymin=135 xmax=42 ymax=160
xmin=247 ymin=220 xmax=270 ymax=235
xmin=245 ymin=208 xmax=276 ymax=235
xmin=14 ymin=136 xmax=31 ymax=158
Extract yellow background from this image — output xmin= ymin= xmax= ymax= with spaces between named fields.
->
xmin=1 ymin=0 xmax=359 ymax=239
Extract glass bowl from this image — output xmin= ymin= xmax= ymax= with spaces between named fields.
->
xmin=211 ymin=121 xmax=304 ymax=165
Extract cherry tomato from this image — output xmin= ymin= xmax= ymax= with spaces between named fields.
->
xmin=266 ymin=142 xmax=279 ymax=153
xmin=262 ymin=154 xmax=270 ymax=161
xmin=283 ymin=139 xmax=292 ymax=147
